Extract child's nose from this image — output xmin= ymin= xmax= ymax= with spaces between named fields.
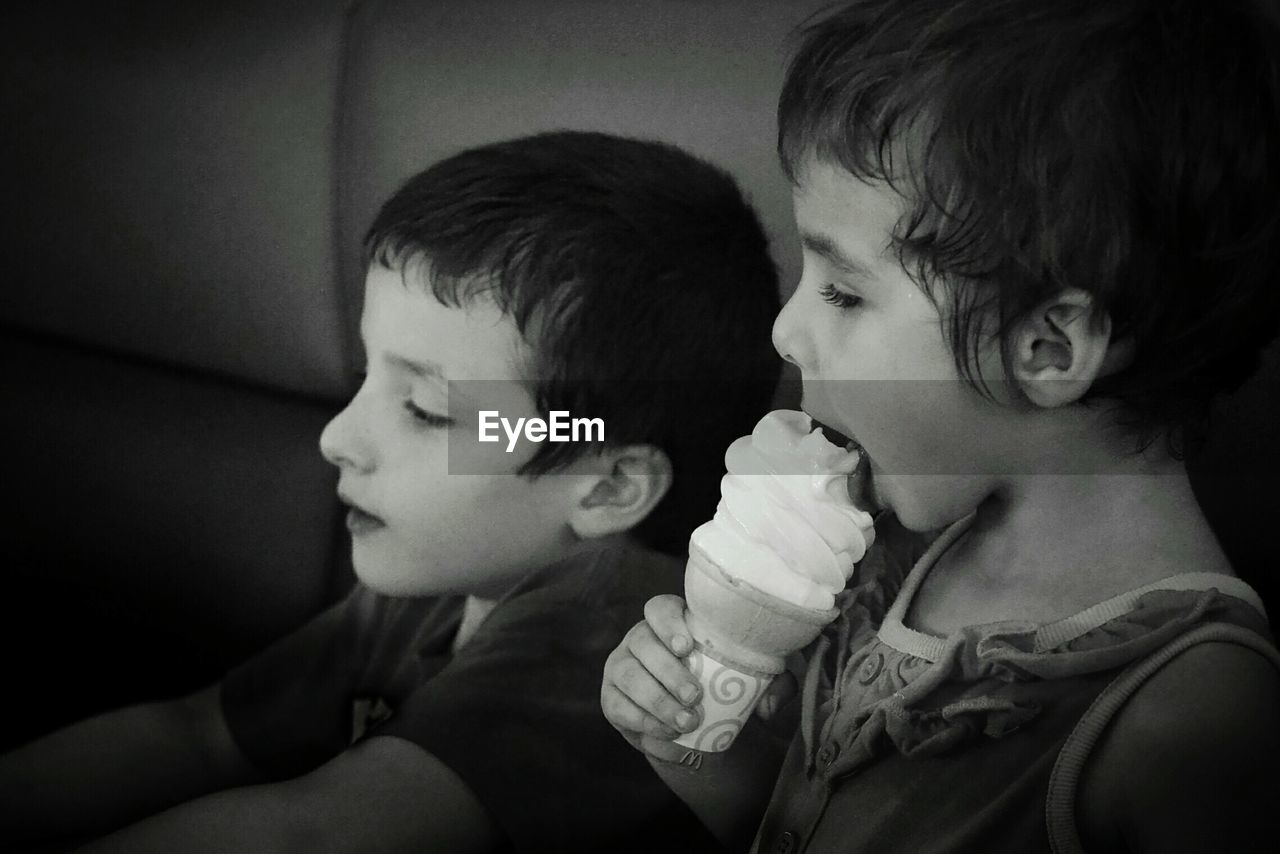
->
xmin=772 ymin=291 xmax=813 ymax=371
xmin=319 ymin=398 xmax=374 ymax=472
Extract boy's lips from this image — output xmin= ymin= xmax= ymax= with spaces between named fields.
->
xmin=338 ymin=492 xmax=386 ymax=535
xmin=345 ymin=507 xmax=385 ymax=535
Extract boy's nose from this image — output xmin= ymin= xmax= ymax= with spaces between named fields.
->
xmin=319 ymin=398 xmax=374 ymax=473
xmin=772 ymin=290 xmax=813 ymax=371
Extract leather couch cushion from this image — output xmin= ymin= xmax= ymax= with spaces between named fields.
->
xmin=335 ymin=0 xmax=835 ymax=337
xmin=0 ymin=0 xmax=354 ymax=398
xmin=1 ymin=334 xmax=343 ymax=658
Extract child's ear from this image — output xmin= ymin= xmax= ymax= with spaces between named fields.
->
xmin=1010 ymin=288 xmax=1133 ymax=408
xmin=568 ymin=445 xmax=673 ymax=540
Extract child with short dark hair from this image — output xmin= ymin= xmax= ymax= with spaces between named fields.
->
xmin=602 ymin=1 xmax=1280 ymax=850
xmin=0 ymin=130 xmax=781 ymax=853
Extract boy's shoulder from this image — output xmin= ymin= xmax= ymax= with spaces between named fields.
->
xmin=1080 ymin=639 xmax=1280 ymax=851
xmin=517 ymin=536 xmax=685 ymax=604
xmin=483 ymin=537 xmax=685 ymax=639
xmin=338 ymin=539 xmax=682 ymax=657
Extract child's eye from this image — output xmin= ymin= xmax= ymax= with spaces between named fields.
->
xmin=818 ymin=283 xmax=863 ymax=310
xmin=404 ymin=401 xmax=454 ymax=429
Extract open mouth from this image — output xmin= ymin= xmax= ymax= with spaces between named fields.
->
xmin=806 ymin=411 xmax=881 ymax=511
xmin=806 ymin=412 xmax=858 ymax=452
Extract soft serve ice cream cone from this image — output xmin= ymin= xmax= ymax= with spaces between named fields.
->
xmin=675 ymin=410 xmax=875 ymax=752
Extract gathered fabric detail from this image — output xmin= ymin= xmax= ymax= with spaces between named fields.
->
xmin=801 ymin=516 xmax=1272 ymax=779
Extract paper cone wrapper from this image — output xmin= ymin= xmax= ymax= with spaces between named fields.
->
xmin=673 ymin=643 xmax=776 ymax=752
xmin=674 ymin=543 xmax=838 ymax=752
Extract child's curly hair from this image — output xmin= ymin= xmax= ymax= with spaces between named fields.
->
xmin=779 ymin=0 xmax=1280 ymax=454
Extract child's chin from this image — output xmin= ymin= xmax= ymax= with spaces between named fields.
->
xmin=885 ymin=478 xmax=987 ymax=533
xmin=351 ymin=555 xmax=427 ymax=597
xmin=865 ymin=476 xmax=931 ymax=532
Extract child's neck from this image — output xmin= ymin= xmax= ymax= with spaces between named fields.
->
xmin=447 ymin=535 xmax=625 ymax=653
xmin=451 ymin=595 xmax=499 ymax=653
xmin=911 ymin=447 xmax=1233 ymax=634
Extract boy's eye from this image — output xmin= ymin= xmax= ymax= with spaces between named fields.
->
xmin=818 ymin=283 xmax=863 ymax=310
xmin=405 ymin=401 xmax=454 ymax=429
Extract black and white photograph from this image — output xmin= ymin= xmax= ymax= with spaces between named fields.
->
xmin=2 ymin=1 xmax=1278 ymax=851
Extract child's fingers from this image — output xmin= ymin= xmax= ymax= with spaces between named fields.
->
xmin=608 ymin=626 xmax=701 ymax=734
xmin=601 ymin=685 xmax=681 ymax=744
xmin=642 ymin=594 xmax=693 ymax=655
xmin=627 ymin=621 xmax=701 ymax=707
xmin=755 ymin=669 xmax=798 ymax=721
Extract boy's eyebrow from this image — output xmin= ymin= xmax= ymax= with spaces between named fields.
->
xmin=384 ymin=353 xmax=446 ymax=380
xmin=800 ymin=231 xmax=876 ymax=280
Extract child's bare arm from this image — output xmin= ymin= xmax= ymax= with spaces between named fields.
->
xmin=1079 ymin=642 xmax=1280 ymax=852
xmin=601 ymin=594 xmax=791 ymax=852
xmin=0 ymin=683 xmax=260 ymax=847
xmin=68 ymin=735 xmax=501 ymax=854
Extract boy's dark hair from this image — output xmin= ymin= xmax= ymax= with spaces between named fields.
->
xmin=779 ymin=0 xmax=1280 ymax=452
xmin=364 ymin=131 xmax=781 ymax=555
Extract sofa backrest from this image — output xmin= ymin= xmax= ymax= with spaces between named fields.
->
xmin=0 ymin=0 xmax=832 ymax=734
xmin=0 ymin=0 xmax=357 ymax=694
xmin=0 ymin=0 xmax=1275 ymax=739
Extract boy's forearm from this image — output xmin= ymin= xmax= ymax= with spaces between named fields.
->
xmin=67 ymin=785 xmax=301 ymax=854
xmin=0 ymin=688 xmax=256 ymax=845
xmin=74 ymin=735 xmax=505 ymax=854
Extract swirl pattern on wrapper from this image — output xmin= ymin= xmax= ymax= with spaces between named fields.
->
xmin=690 ymin=410 xmax=876 ymax=611
xmin=708 ymin=665 xmax=751 ymax=704
xmin=674 ymin=648 xmax=773 ymax=752
xmin=697 ymin=720 xmax=745 ymax=752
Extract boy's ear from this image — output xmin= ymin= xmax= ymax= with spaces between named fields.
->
xmin=1010 ymin=288 xmax=1133 ymax=408
xmin=568 ymin=445 xmax=673 ymax=540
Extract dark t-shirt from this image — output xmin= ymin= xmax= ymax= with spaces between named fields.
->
xmin=220 ymin=538 xmax=720 ymax=853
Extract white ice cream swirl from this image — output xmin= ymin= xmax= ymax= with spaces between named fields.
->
xmin=690 ymin=410 xmax=876 ymax=611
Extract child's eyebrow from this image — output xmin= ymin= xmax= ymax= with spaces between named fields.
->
xmin=800 ymin=231 xmax=875 ymax=281
xmin=384 ymin=353 xmax=446 ymax=380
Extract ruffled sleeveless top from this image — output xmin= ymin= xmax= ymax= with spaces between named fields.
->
xmin=753 ymin=516 xmax=1274 ymax=854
